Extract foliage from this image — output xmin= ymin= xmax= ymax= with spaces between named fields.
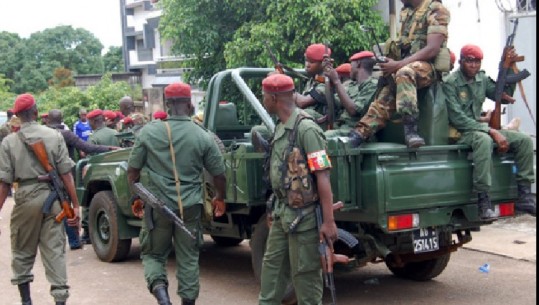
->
xmin=103 ymin=46 xmax=125 ymax=72
xmin=159 ymin=0 xmax=388 ymax=87
xmin=0 ymin=74 xmax=16 ymax=111
xmin=49 ymin=68 xmax=76 ymax=88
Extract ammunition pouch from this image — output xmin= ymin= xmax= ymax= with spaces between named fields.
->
xmin=434 ymin=47 xmax=451 ymax=73
xmin=384 ymin=38 xmax=402 ymax=61
xmin=283 ymin=147 xmax=319 ymax=208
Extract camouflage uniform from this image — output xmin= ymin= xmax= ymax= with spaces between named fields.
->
xmin=259 ymin=108 xmax=331 ymax=305
xmin=128 ymin=115 xmax=225 ymax=301
xmin=326 ymin=76 xmax=378 ymax=137
xmin=301 ymin=77 xmax=328 ymax=121
xmin=0 ymin=122 xmax=75 ymax=302
xmin=444 ymin=70 xmax=534 ymax=192
xmin=355 ymin=0 xmax=450 ymax=138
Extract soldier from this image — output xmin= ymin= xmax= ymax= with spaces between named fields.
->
xmin=335 ymin=63 xmax=352 ymax=84
xmin=349 ymin=0 xmax=451 ymax=148
xmin=87 ymin=109 xmax=121 ymax=147
xmin=257 ymin=74 xmax=338 ymax=305
xmin=127 ymin=82 xmax=226 ymax=305
xmin=119 ymin=96 xmax=135 ymax=117
xmin=324 ymin=51 xmax=379 ymax=137
xmin=153 ymin=110 xmax=168 ymax=121
xmin=0 ymin=109 xmax=14 ymax=143
xmin=0 ymin=93 xmax=80 ymax=305
xmin=40 ymin=113 xmax=49 ymax=125
xmin=103 ymin=110 xmax=118 ymax=129
xmin=130 ymin=112 xmax=148 ymax=136
xmin=444 ymin=44 xmax=536 ymax=219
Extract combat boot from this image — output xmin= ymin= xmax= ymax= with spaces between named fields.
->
xmin=18 ymin=282 xmax=32 ymax=305
xmin=402 ymin=115 xmax=425 ymax=148
xmin=182 ymin=299 xmax=196 ymax=305
xmin=80 ymin=228 xmax=91 ymax=244
xmin=515 ymin=182 xmax=536 ymax=216
xmin=152 ymin=284 xmax=172 ymax=305
xmin=251 ymin=130 xmax=269 ymax=153
xmin=478 ymin=192 xmax=497 ymax=220
xmin=348 ymin=130 xmax=365 ymax=148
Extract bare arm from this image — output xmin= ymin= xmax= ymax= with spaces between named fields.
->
xmin=380 ymin=33 xmax=445 ymax=74
xmin=314 ymin=169 xmax=337 ymax=244
xmin=127 ymin=166 xmax=141 ymax=186
xmin=324 ymin=68 xmax=357 ymax=116
xmin=211 ymin=173 xmax=227 ymax=217
xmin=295 ymin=92 xmax=317 ymax=109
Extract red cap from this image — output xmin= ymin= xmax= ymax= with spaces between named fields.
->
xmin=460 ymin=44 xmax=483 ymax=60
xmin=123 ymin=117 xmax=133 ymax=124
xmin=305 ymin=43 xmax=331 ymax=61
xmin=262 ymin=74 xmax=295 ymax=94
xmin=41 ymin=113 xmax=49 ymax=118
xmin=450 ymin=51 xmax=456 ymax=65
xmin=335 ymin=63 xmax=351 ymax=75
xmin=115 ymin=111 xmax=124 ymax=119
xmin=87 ymin=109 xmax=104 ymax=119
xmin=165 ymin=82 xmax=191 ymax=99
xmin=13 ymin=94 xmax=36 ymax=114
xmin=103 ymin=110 xmax=117 ymax=120
xmin=349 ymin=51 xmax=374 ymax=61
xmin=153 ymin=111 xmax=168 ymax=120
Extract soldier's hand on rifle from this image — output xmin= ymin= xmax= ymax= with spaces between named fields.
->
xmin=478 ymin=110 xmax=493 ymax=123
xmin=323 ymin=63 xmax=340 ymax=84
xmin=67 ymin=207 xmax=80 ymax=228
xmin=320 ymin=219 xmax=338 ymax=246
xmin=379 ymin=58 xmax=402 ymax=75
xmin=501 ymin=92 xmax=516 ymax=104
xmin=489 ymin=128 xmax=509 ymax=153
xmin=504 ymin=47 xmax=520 ymax=64
xmin=212 ymin=197 xmax=226 ymax=217
xmin=131 ymin=197 xmax=145 ymax=219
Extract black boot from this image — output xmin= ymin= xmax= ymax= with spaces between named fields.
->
xmin=516 ymin=182 xmax=536 ymax=216
xmin=182 ymin=299 xmax=196 ymax=305
xmin=152 ymin=284 xmax=172 ymax=305
xmin=80 ymin=228 xmax=91 ymax=245
xmin=251 ymin=130 xmax=269 ymax=153
xmin=402 ymin=115 xmax=425 ymax=148
xmin=348 ymin=130 xmax=365 ymax=148
xmin=18 ymin=282 xmax=32 ymax=305
xmin=478 ymin=192 xmax=497 ymax=220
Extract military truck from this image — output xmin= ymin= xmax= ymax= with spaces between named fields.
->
xmin=75 ymin=68 xmax=518 ymax=286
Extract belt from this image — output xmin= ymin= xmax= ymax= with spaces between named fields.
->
xmin=288 ymin=203 xmax=317 ymax=233
xmin=17 ymin=175 xmax=51 ymax=187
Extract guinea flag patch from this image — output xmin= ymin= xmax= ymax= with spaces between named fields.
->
xmin=307 ymin=150 xmax=332 ymax=171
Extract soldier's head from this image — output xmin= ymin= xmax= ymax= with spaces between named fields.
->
xmin=262 ymin=73 xmax=295 ymax=115
xmin=40 ymin=113 xmax=49 ymax=125
xmin=87 ymin=109 xmax=105 ymax=130
xmin=153 ymin=110 xmax=168 ymax=121
xmin=12 ymin=93 xmax=38 ymax=123
xmin=47 ymin=109 xmax=63 ymax=126
xmin=103 ymin=110 xmax=117 ymax=128
xmin=459 ymin=44 xmax=483 ymax=79
xmin=164 ymin=82 xmax=193 ymax=116
xmin=304 ymin=43 xmax=331 ymax=76
xmin=335 ymin=63 xmax=351 ymax=82
xmin=119 ymin=96 xmax=134 ymax=116
xmin=349 ymin=51 xmax=376 ymax=80
xmin=79 ymin=108 xmax=88 ymax=122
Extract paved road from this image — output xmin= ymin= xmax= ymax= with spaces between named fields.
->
xmin=0 ymin=198 xmax=536 ymax=305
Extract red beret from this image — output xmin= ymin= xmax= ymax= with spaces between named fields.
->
xmin=13 ymin=94 xmax=36 ymax=114
xmin=262 ymin=74 xmax=295 ymax=94
xmin=41 ymin=113 xmax=48 ymax=118
xmin=335 ymin=63 xmax=351 ymax=75
xmin=103 ymin=110 xmax=117 ymax=120
xmin=165 ymin=82 xmax=191 ymax=99
xmin=449 ymin=51 xmax=456 ymax=65
xmin=349 ymin=51 xmax=374 ymax=62
xmin=87 ymin=109 xmax=103 ymax=119
xmin=115 ymin=111 xmax=125 ymax=119
xmin=460 ymin=44 xmax=483 ymax=60
xmin=123 ymin=117 xmax=133 ymax=124
xmin=153 ymin=111 xmax=168 ymax=120
xmin=305 ymin=43 xmax=331 ymax=61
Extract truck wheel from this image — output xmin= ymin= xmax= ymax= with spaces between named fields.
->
xmin=210 ymin=235 xmax=244 ymax=247
xmin=385 ymin=253 xmax=451 ymax=281
xmin=250 ymin=213 xmax=297 ymax=305
xmin=89 ymin=190 xmax=132 ymax=262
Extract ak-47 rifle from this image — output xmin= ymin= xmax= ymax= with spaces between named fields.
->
xmin=360 ymin=25 xmax=396 ymax=93
xmin=132 ymin=182 xmax=196 ymax=240
xmin=265 ymin=41 xmax=309 ymax=80
xmin=489 ymin=18 xmax=532 ymax=130
xmin=23 ymin=139 xmax=75 ymax=223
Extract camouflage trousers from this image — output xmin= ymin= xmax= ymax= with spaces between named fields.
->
xmin=355 ymin=61 xmax=435 ymax=138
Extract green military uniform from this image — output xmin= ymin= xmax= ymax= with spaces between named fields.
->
xmin=0 ymin=122 xmax=75 ymax=302
xmin=444 ymin=69 xmax=534 ymax=192
xmin=259 ymin=108 xmax=331 ymax=305
xmin=128 ymin=115 xmax=225 ymax=301
xmin=89 ymin=126 xmax=120 ymax=147
xmin=302 ymin=77 xmax=328 ymax=121
xmin=355 ymin=0 xmax=450 ymax=138
xmin=326 ymin=76 xmax=378 ymax=137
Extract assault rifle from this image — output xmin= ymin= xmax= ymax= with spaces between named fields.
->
xmin=265 ymin=41 xmax=309 ymax=80
xmin=489 ymin=18 xmax=532 ymax=130
xmin=24 ymin=139 xmax=75 ymax=223
xmin=132 ymin=182 xmax=196 ymax=240
xmin=360 ymin=25 xmax=396 ymax=92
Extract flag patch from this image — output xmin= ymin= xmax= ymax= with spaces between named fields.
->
xmin=307 ymin=150 xmax=332 ymax=171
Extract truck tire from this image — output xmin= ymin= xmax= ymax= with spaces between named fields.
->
xmin=89 ymin=190 xmax=132 ymax=262
xmin=385 ymin=253 xmax=451 ymax=281
xmin=250 ymin=213 xmax=297 ymax=305
xmin=210 ymin=235 xmax=244 ymax=247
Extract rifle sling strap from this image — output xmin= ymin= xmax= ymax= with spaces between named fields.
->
xmin=164 ymin=121 xmax=184 ymax=219
xmin=511 ymin=65 xmax=536 ymax=126
xmin=309 ymin=87 xmax=327 ymax=105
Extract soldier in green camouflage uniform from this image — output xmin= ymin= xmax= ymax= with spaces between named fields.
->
xmin=444 ymin=44 xmax=535 ymax=219
xmin=0 ymin=94 xmax=80 ymax=305
xmin=324 ymin=51 xmax=379 ymax=138
xmin=128 ymin=82 xmax=226 ymax=305
xmin=349 ymin=0 xmax=450 ymax=148
xmin=258 ymin=73 xmax=337 ymax=305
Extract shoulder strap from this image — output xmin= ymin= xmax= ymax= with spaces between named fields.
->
xmin=408 ymin=0 xmax=432 ymax=41
xmin=164 ymin=121 xmax=184 ymax=219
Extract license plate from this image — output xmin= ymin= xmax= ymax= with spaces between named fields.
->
xmin=413 ymin=227 xmax=439 ymax=253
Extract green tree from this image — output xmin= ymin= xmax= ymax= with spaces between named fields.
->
xmin=0 ymin=73 xmax=16 ymax=111
xmin=0 ymin=32 xmax=24 ymax=84
xmin=49 ymin=67 xmax=76 ymax=88
xmin=103 ymin=46 xmax=125 ymax=72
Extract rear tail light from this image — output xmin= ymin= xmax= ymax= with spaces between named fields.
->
xmin=388 ymin=213 xmax=419 ymax=231
xmin=495 ymin=202 xmax=515 ymax=217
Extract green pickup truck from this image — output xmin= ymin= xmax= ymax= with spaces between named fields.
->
xmin=75 ymin=68 xmax=518 ymax=285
